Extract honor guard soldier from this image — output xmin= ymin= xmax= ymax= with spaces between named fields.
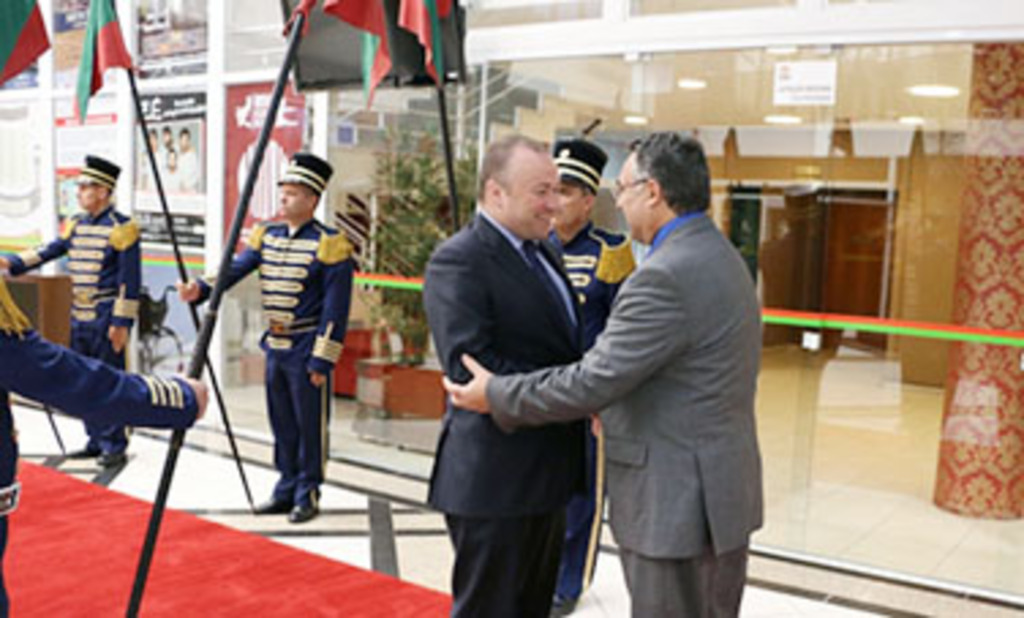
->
xmin=549 ymin=138 xmax=636 ymax=616
xmin=179 ymin=153 xmax=354 ymax=524
xmin=0 ymin=155 xmax=141 ymax=468
xmin=0 ymin=277 xmax=207 ymax=616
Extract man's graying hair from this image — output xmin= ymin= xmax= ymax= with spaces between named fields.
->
xmin=631 ymin=132 xmax=710 ymax=214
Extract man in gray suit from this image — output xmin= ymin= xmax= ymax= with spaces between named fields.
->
xmin=445 ymin=132 xmax=763 ymax=617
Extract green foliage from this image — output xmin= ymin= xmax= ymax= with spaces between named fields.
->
xmin=372 ymin=131 xmax=476 ymax=363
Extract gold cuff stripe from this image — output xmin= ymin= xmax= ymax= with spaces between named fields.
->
xmin=313 ymin=337 xmax=344 ymax=363
xmin=72 ymin=274 xmax=100 ymax=285
xmin=114 ymin=298 xmax=140 ymax=319
xmin=16 ymin=250 xmax=42 ymax=268
xmin=71 ymin=309 xmax=97 ymax=321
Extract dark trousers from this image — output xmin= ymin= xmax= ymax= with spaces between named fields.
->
xmin=556 ymin=428 xmax=602 ymax=602
xmin=0 ymin=516 xmax=7 ymax=618
xmin=445 ymin=510 xmax=566 ymax=618
xmin=71 ymin=319 xmax=128 ymax=454
xmin=265 ymin=354 xmax=329 ymax=508
xmin=620 ymin=544 xmax=749 ymax=618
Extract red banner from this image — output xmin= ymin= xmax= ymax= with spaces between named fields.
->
xmin=224 ymin=83 xmax=306 ymax=251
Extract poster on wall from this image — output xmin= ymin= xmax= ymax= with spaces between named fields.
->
xmin=133 ymin=92 xmax=207 ymax=377
xmin=53 ymin=0 xmax=89 ymax=89
xmin=134 ymin=91 xmax=206 ymax=249
xmin=54 ymin=97 xmax=118 ymax=224
xmin=0 ymin=104 xmax=46 ymax=252
xmin=137 ymin=0 xmax=207 ymax=79
xmin=225 ymin=82 xmax=306 ymax=251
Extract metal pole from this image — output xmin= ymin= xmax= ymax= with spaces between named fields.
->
xmin=124 ymin=68 xmax=255 ymax=512
xmin=125 ymin=13 xmax=308 ymax=616
xmin=436 ymin=85 xmax=460 ymax=234
xmin=44 ymin=406 xmax=65 ymax=455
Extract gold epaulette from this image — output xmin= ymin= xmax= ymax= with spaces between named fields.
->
xmin=317 ymin=232 xmax=353 ymax=265
xmin=60 ymin=217 xmax=80 ymax=241
xmin=247 ymin=224 xmax=269 ymax=251
xmin=0 ymin=279 xmax=30 ymax=335
xmin=595 ymin=239 xmax=636 ymax=284
xmin=109 ymin=220 xmax=141 ymax=251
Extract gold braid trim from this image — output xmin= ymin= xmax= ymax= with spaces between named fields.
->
xmin=109 ymin=220 xmax=141 ymax=251
xmin=61 ymin=217 xmax=80 ymax=241
xmin=0 ymin=279 xmax=30 ymax=335
xmin=248 ymin=225 xmax=268 ymax=251
xmin=316 ymin=232 xmax=353 ymax=265
xmin=595 ymin=240 xmax=636 ymax=284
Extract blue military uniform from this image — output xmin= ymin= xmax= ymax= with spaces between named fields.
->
xmin=550 ymin=139 xmax=636 ymax=613
xmin=195 ymin=153 xmax=354 ymax=518
xmin=4 ymin=156 xmax=141 ymax=461
xmin=0 ymin=278 xmax=198 ymax=617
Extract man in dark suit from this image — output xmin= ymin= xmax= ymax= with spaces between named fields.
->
xmin=423 ymin=135 xmax=585 ymax=618
xmin=446 ymin=133 xmax=764 ymax=617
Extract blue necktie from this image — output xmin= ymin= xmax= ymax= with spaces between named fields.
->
xmin=522 ymin=241 xmax=574 ymax=327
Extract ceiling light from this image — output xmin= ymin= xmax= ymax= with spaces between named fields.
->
xmin=764 ymin=114 xmax=802 ymax=125
xmin=899 ymin=116 xmax=926 ymax=126
xmin=907 ymin=84 xmax=960 ymax=98
xmin=766 ymin=46 xmax=798 ymax=56
xmin=624 ymin=115 xmax=649 ymax=126
xmin=677 ymin=78 xmax=707 ymax=90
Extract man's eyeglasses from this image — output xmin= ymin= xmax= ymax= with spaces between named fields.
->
xmin=613 ymin=176 xmax=649 ymax=200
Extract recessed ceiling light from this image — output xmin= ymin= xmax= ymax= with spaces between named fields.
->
xmin=766 ymin=46 xmax=798 ymax=56
xmin=907 ymin=84 xmax=960 ymax=98
xmin=624 ymin=115 xmax=649 ymax=126
xmin=677 ymin=78 xmax=707 ymax=90
xmin=899 ymin=116 xmax=926 ymax=126
xmin=764 ymin=114 xmax=802 ymax=125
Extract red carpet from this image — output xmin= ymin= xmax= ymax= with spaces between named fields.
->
xmin=8 ymin=464 xmax=451 ymax=617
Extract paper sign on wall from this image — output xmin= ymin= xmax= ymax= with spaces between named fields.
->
xmin=773 ymin=61 xmax=838 ymax=106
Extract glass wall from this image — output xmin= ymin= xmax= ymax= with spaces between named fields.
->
xmin=455 ymin=42 xmax=1023 ymax=599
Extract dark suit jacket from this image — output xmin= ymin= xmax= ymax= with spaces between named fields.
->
xmin=423 ymin=214 xmax=585 ymax=518
xmin=488 ymin=216 xmax=764 ymax=559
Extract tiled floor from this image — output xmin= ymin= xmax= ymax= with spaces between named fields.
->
xmin=11 ymin=404 xmax=900 ymax=617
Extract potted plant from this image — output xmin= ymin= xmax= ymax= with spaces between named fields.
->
xmin=356 ymin=130 xmax=476 ymax=419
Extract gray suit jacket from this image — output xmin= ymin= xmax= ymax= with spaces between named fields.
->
xmin=488 ymin=215 xmax=763 ymax=560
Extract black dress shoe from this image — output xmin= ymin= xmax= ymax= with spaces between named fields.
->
xmin=549 ymin=595 xmax=578 ymax=618
xmin=98 ymin=452 xmax=127 ymax=468
xmin=68 ymin=446 xmax=101 ymax=459
xmin=254 ymin=498 xmax=293 ymax=515
xmin=288 ymin=504 xmax=319 ymax=524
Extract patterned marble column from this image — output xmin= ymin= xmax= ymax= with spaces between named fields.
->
xmin=933 ymin=43 xmax=1024 ymax=518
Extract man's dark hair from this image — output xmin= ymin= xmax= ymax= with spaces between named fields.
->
xmin=631 ymin=132 xmax=710 ymax=214
xmin=477 ymin=135 xmax=548 ymax=202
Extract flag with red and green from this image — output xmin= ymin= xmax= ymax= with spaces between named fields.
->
xmin=0 ymin=0 xmax=50 ymax=87
xmin=399 ymin=0 xmax=452 ymax=83
xmin=76 ymin=0 xmax=132 ymax=121
xmin=323 ymin=0 xmax=393 ymax=106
